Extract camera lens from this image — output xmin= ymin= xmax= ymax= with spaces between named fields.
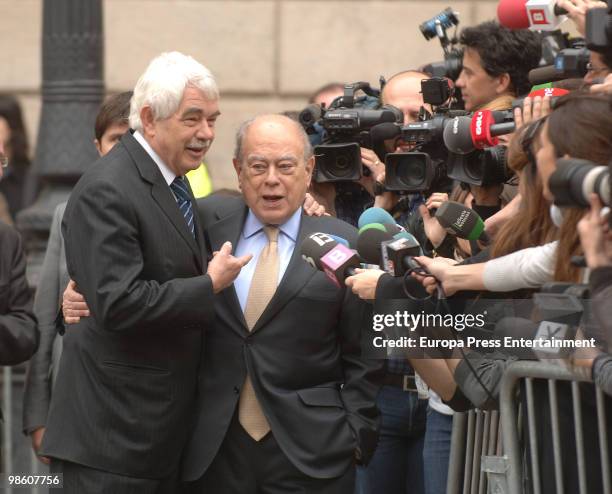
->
xmin=549 ymin=158 xmax=610 ymax=207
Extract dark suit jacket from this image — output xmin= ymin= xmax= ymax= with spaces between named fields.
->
xmin=40 ymin=132 xmax=215 ymax=479
xmin=181 ymin=195 xmax=383 ymax=481
xmin=0 ymin=221 xmax=38 ymax=365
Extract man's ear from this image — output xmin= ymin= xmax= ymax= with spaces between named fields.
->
xmin=305 ymin=156 xmax=315 ymax=188
xmin=233 ymin=158 xmax=243 ymax=189
xmin=140 ymin=106 xmax=155 ymax=136
xmin=94 ymin=139 xmax=102 ymax=157
xmin=496 ymin=73 xmax=512 ymax=95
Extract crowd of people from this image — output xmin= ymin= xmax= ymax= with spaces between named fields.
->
xmin=1 ymin=1 xmax=612 ymax=493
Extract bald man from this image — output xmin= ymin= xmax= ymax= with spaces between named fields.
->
xmin=182 ymin=114 xmax=383 ymax=494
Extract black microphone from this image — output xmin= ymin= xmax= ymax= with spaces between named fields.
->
xmin=301 ymin=232 xmax=339 ymax=270
xmin=370 ymin=122 xmax=401 ymax=143
xmin=357 ymin=224 xmax=394 ymax=265
xmin=435 ymin=202 xmax=489 ymax=243
xmin=300 ymin=233 xmax=360 ymax=287
xmin=443 ymin=114 xmax=515 ymax=155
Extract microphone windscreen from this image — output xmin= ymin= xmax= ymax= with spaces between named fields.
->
xmin=528 ymin=65 xmax=561 ymax=85
xmin=443 ymin=116 xmax=474 ymax=155
xmin=328 ymin=234 xmax=350 ymax=248
xmin=435 ymin=202 xmax=485 ymax=241
xmin=497 ymin=0 xmax=530 ymax=29
xmin=370 ymin=122 xmax=400 ymax=143
xmin=528 ymin=87 xmax=570 ymax=98
xmin=300 ymin=233 xmax=338 ymax=269
xmin=358 ymin=207 xmax=396 ymax=229
xmin=357 ymin=226 xmax=393 ymax=265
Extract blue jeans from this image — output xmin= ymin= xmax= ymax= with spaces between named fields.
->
xmin=423 ymin=407 xmax=453 ymax=494
xmin=356 ymin=385 xmax=427 ymax=494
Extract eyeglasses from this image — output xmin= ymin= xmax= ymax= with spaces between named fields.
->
xmin=586 ymin=62 xmax=609 ymax=76
xmin=0 ymin=154 xmax=7 ymax=168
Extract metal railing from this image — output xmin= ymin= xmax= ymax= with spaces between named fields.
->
xmin=447 ymin=361 xmax=611 ymax=494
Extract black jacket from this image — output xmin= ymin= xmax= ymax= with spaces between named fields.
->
xmin=40 ymin=132 xmax=215 ymax=479
xmin=181 ymin=195 xmax=383 ymax=481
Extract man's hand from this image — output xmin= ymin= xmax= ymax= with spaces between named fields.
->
xmin=556 ymin=0 xmax=607 ymax=35
xmin=360 ymin=148 xmax=385 ymax=183
xmin=591 ymin=73 xmax=612 ymax=95
xmin=410 ymin=256 xmax=459 ymax=296
xmin=419 ymin=203 xmax=447 ymax=249
xmin=577 ymin=193 xmax=612 ymax=268
xmin=513 ymin=96 xmax=552 ymax=129
xmin=30 ymin=427 xmax=50 ymax=465
xmin=303 ymin=192 xmax=328 ymax=217
xmin=63 ymin=279 xmax=90 ymax=324
xmin=345 ymin=268 xmax=385 ymax=300
xmin=207 ymin=241 xmax=252 ymax=293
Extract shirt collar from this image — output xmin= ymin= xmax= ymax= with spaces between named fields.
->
xmin=133 ymin=130 xmax=177 ymax=186
xmin=243 ymin=206 xmax=302 ymax=242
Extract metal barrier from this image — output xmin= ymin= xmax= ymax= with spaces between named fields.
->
xmin=447 ymin=361 xmax=611 ymax=494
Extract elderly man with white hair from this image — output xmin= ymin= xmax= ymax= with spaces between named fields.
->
xmin=40 ymin=51 xmax=251 ymax=493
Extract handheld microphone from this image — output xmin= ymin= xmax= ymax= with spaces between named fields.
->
xmin=497 ymin=0 xmax=568 ymax=31
xmin=380 ymin=234 xmax=425 ymax=277
xmin=357 ymin=223 xmax=394 ymax=265
xmin=443 ymin=110 xmax=515 ymax=155
xmin=300 ymin=233 xmax=360 ymax=287
xmin=358 ymin=207 xmax=397 ymax=229
xmin=435 ymin=201 xmax=489 ymax=243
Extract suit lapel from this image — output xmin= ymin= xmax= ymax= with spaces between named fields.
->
xmin=250 ymin=212 xmax=317 ymax=334
xmin=122 ymin=132 xmax=203 ymax=271
xmin=206 ymin=203 xmax=250 ymax=335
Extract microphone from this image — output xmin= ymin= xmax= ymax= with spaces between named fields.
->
xmin=380 ymin=234 xmax=425 ymax=277
xmin=370 ymin=122 xmax=401 ymax=143
xmin=357 ymin=223 xmax=394 ymax=265
xmin=300 ymin=232 xmax=360 ymax=287
xmin=358 ymin=207 xmax=397 ymax=229
xmin=497 ymin=0 xmax=568 ymax=31
xmin=435 ymin=202 xmax=489 ymax=243
xmin=443 ymin=110 xmax=515 ymax=155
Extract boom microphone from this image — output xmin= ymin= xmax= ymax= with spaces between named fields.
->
xmin=435 ymin=202 xmax=489 ymax=243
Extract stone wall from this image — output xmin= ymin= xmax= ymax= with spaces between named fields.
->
xmin=0 ymin=0 xmax=574 ymax=190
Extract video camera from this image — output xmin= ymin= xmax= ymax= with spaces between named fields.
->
xmin=585 ymin=0 xmax=612 ymax=60
xmin=383 ymin=78 xmax=513 ymax=192
xmin=299 ymin=81 xmax=402 ymax=183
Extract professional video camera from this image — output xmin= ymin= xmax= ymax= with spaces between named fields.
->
xmin=420 ymin=7 xmax=463 ymax=81
xmin=528 ymin=44 xmax=590 ymax=85
xmin=384 ymin=78 xmax=467 ymax=192
xmin=384 ymin=79 xmax=514 ymax=191
xmin=299 ymin=81 xmax=402 ymax=183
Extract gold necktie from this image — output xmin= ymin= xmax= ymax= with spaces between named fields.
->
xmin=238 ymin=225 xmax=279 ymax=440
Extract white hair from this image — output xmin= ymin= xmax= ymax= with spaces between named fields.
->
xmin=129 ymin=51 xmax=219 ymax=131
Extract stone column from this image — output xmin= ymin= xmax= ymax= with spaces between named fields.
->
xmin=17 ymin=0 xmax=104 ymax=286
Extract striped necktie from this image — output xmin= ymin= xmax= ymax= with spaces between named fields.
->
xmin=170 ymin=176 xmax=195 ymax=238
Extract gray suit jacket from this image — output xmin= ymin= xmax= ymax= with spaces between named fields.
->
xmin=22 ymin=202 xmax=68 ymax=434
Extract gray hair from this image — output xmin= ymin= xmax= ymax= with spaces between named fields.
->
xmin=129 ymin=51 xmax=219 ymax=131
xmin=233 ymin=114 xmax=314 ymax=164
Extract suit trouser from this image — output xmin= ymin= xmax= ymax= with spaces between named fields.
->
xmin=49 ymin=458 xmax=180 ymax=494
xmin=185 ymin=413 xmax=355 ymax=494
